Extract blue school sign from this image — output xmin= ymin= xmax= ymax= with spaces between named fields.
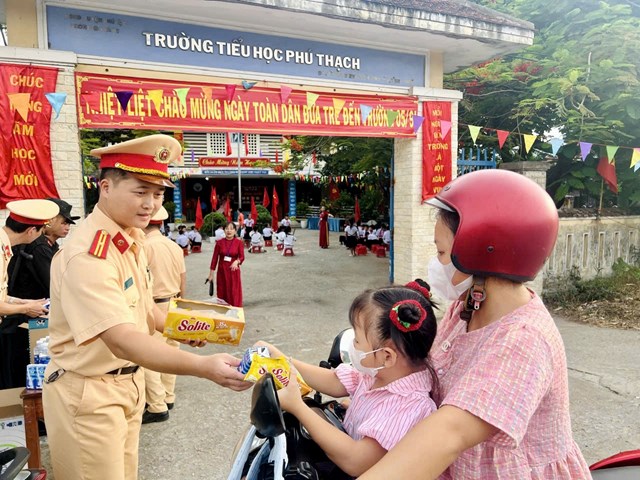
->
xmin=46 ymin=6 xmax=425 ymax=87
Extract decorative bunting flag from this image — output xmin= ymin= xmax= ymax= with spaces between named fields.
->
xmin=412 ymin=115 xmax=424 ymax=133
xmin=440 ymin=120 xmax=452 ymax=139
xmin=631 ymin=148 xmax=640 ymax=169
xmin=386 ymin=110 xmax=399 ymax=127
xmin=605 ymin=145 xmax=619 ymax=164
xmin=7 ymin=93 xmax=30 ymax=121
xmin=174 ymin=88 xmax=190 ymax=109
xmin=579 ymin=142 xmax=593 ymax=162
xmin=45 ymin=92 xmax=67 ymax=119
xmin=549 ymin=137 xmax=564 ymax=156
xmin=147 ymin=89 xmax=164 ymax=112
xmin=523 ymin=134 xmax=537 ymax=154
xmin=306 ymin=92 xmax=319 ymax=107
xmin=496 ymin=129 xmax=509 ymax=149
xmin=333 ymin=98 xmax=346 ymax=115
xmin=280 ymin=86 xmax=293 ymax=103
xmin=114 ymin=91 xmax=133 ymax=112
xmin=201 ymin=86 xmax=213 ymax=100
xmin=225 ymin=84 xmax=236 ymax=101
xmin=241 ymin=80 xmax=257 ymax=90
xmin=360 ymin=105 xmax=373 ymax=124
xmin=468 ymin=125 xmax=481 ymax=144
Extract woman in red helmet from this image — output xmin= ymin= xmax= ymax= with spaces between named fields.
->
xmin=360 ymin=170 xmax=590 ymax=479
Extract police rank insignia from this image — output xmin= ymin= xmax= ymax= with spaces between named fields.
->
xmin=154 ymin=146 xmax=171 ymax=164
xmin=112 ymin=232 xmax=129 ymax=254
xmin=3 ymin=244 xmax=11 ymax=261
xmin=89 ymin=230 xmax=110 ymax=259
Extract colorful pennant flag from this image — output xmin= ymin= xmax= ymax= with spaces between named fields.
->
xmin=605 ymin=145 xmax=619 ymax=164
xmin=174 ymin=88 xmax=190 ymax=109
xmin=597 ymin=157 xmax=618 ymax=193
xmin=280 ymin=86 xmax=292 ymax=103
xmin=579 ymin=142 xmax=593 ymax=162
xmin=549 ymin=138 xmax=564 ymax=156
xmin=386 ymin=110 xmax=399 ymax=127
xmin=496 ymin=130 xmax=509 ymax=149
xmin=147 ymin=89 xmax=164 ymax=112
xmin=523 ymin=134 xmax=537 ymax=154
xmin=306 ymin=92 xmax=319 ymax=107
xmin=7 ymin=93 xmax=30 ymax=121
xmin=360 ymin=105 xmax=373 ymax=124
xmin=631 ymin=148 xmax=640 ymax=169
xmin=440 ymin=120 xmax=452 ymax=139
xmin=412 ymin=115 xmax=424 ymax=133
xmin=225 ymin=84 xmax=236 ymax=101
xmin=115 ymin=91 xmax=133 ymax=112
xmin=333 ymin=98 xmax=345 ymax=115
xmin=468 ymin=125 xmax=481 ymax=144
xmin=201 ymin=86 xmax=213 ymax=101
xmin=45 ymin=92 xmax=67 ymax=119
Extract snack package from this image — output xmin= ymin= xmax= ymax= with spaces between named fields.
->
xmin=237 ymin=346 xmax=270 ymax=374
xmin=163 ymin=299 xmax=244 ymax=345
xmin=244 ymin=355 xmax=312 ymax=397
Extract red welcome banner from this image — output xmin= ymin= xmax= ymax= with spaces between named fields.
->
xmin=0 ymin=64 xmax=60 ymax=208
xmin=75 ymin=73 xmax=418 ymax=137
xmin=199 ymin=157 xmax=264 ymax=168
xmin=422 ymin=101 xmax=452 ymax=201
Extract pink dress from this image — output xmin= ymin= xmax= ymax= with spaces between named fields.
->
xmin=335 ymin=364 xmax=436 ymax=451
xmin=433 ymin=294 xmax=591 ymax=479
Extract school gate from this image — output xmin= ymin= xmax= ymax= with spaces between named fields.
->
xmin=0 ymin=0 xmax=533 ymax=282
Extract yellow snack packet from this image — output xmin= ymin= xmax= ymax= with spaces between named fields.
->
xmin=244 ymin=355 xmax=312 ymax=397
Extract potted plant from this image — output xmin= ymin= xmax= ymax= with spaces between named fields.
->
xmin=296 ymin=202 xmax=310 ymax=228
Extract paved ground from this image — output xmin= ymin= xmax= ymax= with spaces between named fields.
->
xmin=39 ymin=228 xmax=640 ymax=479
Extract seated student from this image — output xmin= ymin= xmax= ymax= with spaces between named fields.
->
xmin=281 ymin=215 xmax=292 ymax=233
xmin=357 ymin=224 xmax=367 ymax=244
xmin=256 ymin=280 xmax=438 ymax=478
xmin=282 ymin=231 xmax=296 ymax=255
xmin=214 ymin=225 xmax=225 ymax=241
xmin=187 ymin=226 xmax=202 ymax=250
xmin=175 ymin=226 xmax=190 ymax=249
xmin=250 ymin=229 xmax=265 ymax=253
xmin=262 ymin=225 xmax=273 ymax=242
xmin=274 ymin=226 xmax=287 ymax=249
xmin=382 ymin=227 xmax=391 ymax=248
xmin=366 ymin=229 xmax=381 ymax=250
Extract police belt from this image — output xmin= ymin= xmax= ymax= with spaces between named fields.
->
xmin=154 ymin=297 xmax=173 ymax=304
xmin=106 ymin=365 xmax=140 ymax=375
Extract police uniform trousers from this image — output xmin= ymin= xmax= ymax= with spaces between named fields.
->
xmin=43 ymin=366 xmax=145 ymax=480
xmin=144 ymin=301 xmax=179 ymax=413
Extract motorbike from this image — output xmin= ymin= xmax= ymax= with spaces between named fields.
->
xmin=0 ymin=447 xmax=46 ymax=479
xmin=228 ymin=329 xmax=640 ymax=480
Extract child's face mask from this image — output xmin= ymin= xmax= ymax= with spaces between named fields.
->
xmin=347 ymin=341 xmax=385 ymax=377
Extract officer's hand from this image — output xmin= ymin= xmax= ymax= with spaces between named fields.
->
xmin=23 ymin=299 xmax=48 ymax=318
xmin=204 ymin=353 xmax=252 ymax=391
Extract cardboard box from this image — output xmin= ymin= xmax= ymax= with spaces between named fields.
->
xmin=0 ymin=405 xmax=26 ymax=452
xmin=163 ymin=299 xmax=244 ymax=346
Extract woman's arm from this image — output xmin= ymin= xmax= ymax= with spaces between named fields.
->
xmin=358 ymin=405 xmax=496 ymax=479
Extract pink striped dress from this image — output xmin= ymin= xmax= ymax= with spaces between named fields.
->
xmin=433 ymin=293 xmax=592 ymax=479
xmin=335 ymin=364 xmax=436 ymax=451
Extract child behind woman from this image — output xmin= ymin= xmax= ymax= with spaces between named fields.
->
xmin=258 ymin=280 xmax=438 ymax=478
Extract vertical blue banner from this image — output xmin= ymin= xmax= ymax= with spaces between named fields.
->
xmin=288 ymin=181 xmax=297 ymax=217
xmin=173 ymin=185 xmax=183 ymax=221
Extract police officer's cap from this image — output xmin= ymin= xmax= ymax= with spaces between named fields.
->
xmin=6 ymin=199 xmax=60 ymax=225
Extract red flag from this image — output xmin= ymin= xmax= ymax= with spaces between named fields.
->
xmin=194 ymin=197 xmax=204 ymax=230
xmin=262 ymin=186 xmax=270 ymax=208
xmin=597 ymin=157 xmax=618 ymax=193
xmin=244 ymin=133 xmax=250 ymax=155
xmin=271 ymin=187 xmax=280 ymax=230
xmin=226 ymin=132 xmax=232 ymax=156
xmin=496 ymin=130 xmax=509 ymax=149
xmin=251 ymin=196 xmax=258 ymax=221
xmin=272 ymin=186 xmax=280 ymax=207
xmin=328 ymin=180 xmax=340 ymax=200
xmin=224 ymin=196 xmax=231 ymax=221
xmin=210 ymin=186 xmax=218 ymax=211
xmin=354 ymin=197 xmax=361 ymax=222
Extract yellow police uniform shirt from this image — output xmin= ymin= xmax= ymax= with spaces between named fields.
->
xmin=47 ymin=206 xmax=154 ymax=377
xmin=144 ymin=229 xmax=186 ymax=299
xmin=0 ymin=228 xmax=13 ymax=303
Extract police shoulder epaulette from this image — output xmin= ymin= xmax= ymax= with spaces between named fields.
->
xmin=89 ymin=230 xmax=110 ymax=259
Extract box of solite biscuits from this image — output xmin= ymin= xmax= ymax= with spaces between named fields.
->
xmin=163 ymin=299 xmax=244 ymax=346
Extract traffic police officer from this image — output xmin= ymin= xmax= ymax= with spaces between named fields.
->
xmin=0 ymin=199 xmax=59 ymax=319
xmin=42 ymin=134 xmax=250 ymax=480
xmin=142 ymin=206 xmax=185 ymax=424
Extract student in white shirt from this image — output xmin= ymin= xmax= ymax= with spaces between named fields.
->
xmin=214 ymin=226 xmax=225 ymax=241
xmin=345 ymin=221 xmax=358 ymax=256
xmin=250 ymin=230 xmax=265 ymax=253
xmin=175 ymin=227 xmax=190 ymax=249
xmin=280 ymin=215 xmax=292 ymax=233
xmin=274 ymin=227 xmax=286 ymax=250
xmin=187 ymin=226 xmax=202 ymax=250
xmin=282 ymin=232 xmax=296 ymax=255
xmin=262 ymin=225 xmax=273 ymax=241
xmin=382 ymin=228 xmax=391 ymax=247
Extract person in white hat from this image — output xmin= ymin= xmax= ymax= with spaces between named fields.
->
xmin=141 ymin=206 xmax=185 ymax=424
xmin=0 ymin=199 xmax=59 ymax=319
xmin=42 ymin=134 xmax=250 ymax=480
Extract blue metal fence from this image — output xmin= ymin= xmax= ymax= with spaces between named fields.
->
xmin=457 ymin=147 xmax=497 ymax=175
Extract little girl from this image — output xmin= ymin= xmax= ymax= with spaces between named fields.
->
xmin=257 ymin=280 xmax=438 ymax=478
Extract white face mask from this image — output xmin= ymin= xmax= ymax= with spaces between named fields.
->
xmin=427 ymin=257 xmax=474 ymax=301
xmin=347 ymin=341 xmax=385 ymax=377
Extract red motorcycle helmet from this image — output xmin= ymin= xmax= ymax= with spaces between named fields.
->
xmin=427 ymin=169 xmax=559 ymax=283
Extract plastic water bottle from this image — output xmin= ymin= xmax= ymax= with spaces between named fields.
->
xmin=33 ymin=340 xmax=43 ymax=364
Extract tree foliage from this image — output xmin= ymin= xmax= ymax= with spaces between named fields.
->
xmin=454 ymin=0 xmax=640 ymax=210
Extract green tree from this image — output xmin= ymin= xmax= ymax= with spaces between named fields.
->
xmin=453 ymin=1 xmax=640 ymax=210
